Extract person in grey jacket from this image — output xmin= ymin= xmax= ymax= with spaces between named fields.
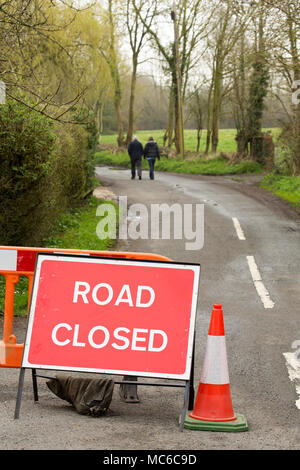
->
xmin=143 ymin=136 xmax=160 ymax=180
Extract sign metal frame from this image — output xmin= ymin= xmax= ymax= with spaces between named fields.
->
xmin=14 ymin=253 xmax=200 ymax=431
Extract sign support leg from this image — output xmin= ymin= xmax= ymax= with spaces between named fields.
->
xmin=188 ymin=338 xmax=195 ymax=410
xmin=14 ymin=367 xmax=25 ymax=419
xmin=119 ymin=375 xmax=140 ymax=403
xmin=179 ymin=381 xmax=190 ymax=432
xmin=32 ymin=368 xmax=39 ymax=402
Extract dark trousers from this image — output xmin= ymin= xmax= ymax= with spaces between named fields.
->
xmin=130 ymin=157 xmax=142 ymax=179
xmin=147 ymin=157 xmax=156 ymax=179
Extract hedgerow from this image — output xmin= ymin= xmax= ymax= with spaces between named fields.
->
xmin=0 ymin=99 xmax=92 ymax=245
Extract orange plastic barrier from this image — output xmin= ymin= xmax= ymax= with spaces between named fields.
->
xmin=0 ymin=246 xmax=171 ymax=368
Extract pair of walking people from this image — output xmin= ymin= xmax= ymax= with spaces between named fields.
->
xmin=127 ymin=136 xmax=160 ymax=180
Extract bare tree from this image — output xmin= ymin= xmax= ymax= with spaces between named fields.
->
xmin=267 ymin=0 xmax=300 ymax=173
xmin=132 ymin=0 xmax=210 ymax=156
xmin=98 ymin=0 xmax=125 ymax=147
xmin=186 ymin=87 xmax=206 ymax=152
xmin=204 ymin=0 xmax=252 ymax=154
xmin=122 ymin=0 xmax=156 ymax=145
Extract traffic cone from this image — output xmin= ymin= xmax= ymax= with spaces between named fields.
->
xmin=183 ymin=304 xmax=248 ymax=432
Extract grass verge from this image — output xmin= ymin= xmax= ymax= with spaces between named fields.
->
xmin=44 ymin=196 xmax=118 ymax=250
xmin=0 ymin=196 xmax=118 ymax=316
xmin=260 ymin=173 xmax=300 ymax=210
xmin=94 ymin=150 xmax=263 ymax=175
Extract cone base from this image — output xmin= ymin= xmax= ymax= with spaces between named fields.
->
xmin=181 ymin=412 xmax=248 ymax=432
xmin=189 ymin=411 xmax=237 ymax=422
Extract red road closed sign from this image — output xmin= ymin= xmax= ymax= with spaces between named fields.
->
xmin=22 ymin=254 xmax=200 ymax=380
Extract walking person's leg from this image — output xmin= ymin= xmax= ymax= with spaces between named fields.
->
xmin=137 ymin=158 xmax=142 ymax=179
xmin=149 ymin=158 xmax=155 ymax=180
xmin=147 ymin=157 xmax=151 ymax=179
xmin=131 ymin=158 xmax=136 ymax=179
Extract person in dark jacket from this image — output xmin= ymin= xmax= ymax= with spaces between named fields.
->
xmin=127 ymin=135 xmax=143 ymax=180
xmin=143 ymin=136 xmax=160 ymax=180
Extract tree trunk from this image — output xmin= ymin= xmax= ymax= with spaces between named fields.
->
xmin=172 ymin=9 xmax=184 ymax=159
xmin=172 ymin=59 xmax=184 ymax=157
xmin=211 ymin=64 xmax=222 ymax=154
xmin=196 ymin=128 xmax=202 ymax=153
xmin=235 ymin=130 xmax=249 ymax=156
xmin=126 ymin=55 xmax=138 ymax=146
xmin=250 ymin=134 xmax=263 ymax=162
xmin=115 ymin=98 xmax=124 ymax=148
xmin=196 ymin=102 xmax=203 ymax=153
xmin=246 ymin=4 xmax=269 ymax=162
xmin=234 ymin=32 xmax=248 ymax=157
xmin=108 ymin=0 xmax=124 ymax=148
xmin=163 ymin=88 xmax=174 ymax=148
xmin=113 ymin=70 xmax=124 ymax=147
xmin=172 ymin=70 xmax=181 ymax=155
xmin=174 ymin=101 xmax=180 ymax=154
xmin=95 ymin=99 xmax=104 ymax=143
xmin=205 ymin=81 xmax=213 ymax=155
xmin=288 ymin=9 xmax=300 ymax=174
xmin=167 ymin=90 xmax=174 ymax=148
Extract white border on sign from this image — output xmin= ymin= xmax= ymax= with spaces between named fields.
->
xmin=22 ymin=255 xmax=200 ymax=380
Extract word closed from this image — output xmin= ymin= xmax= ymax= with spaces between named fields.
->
xmin=51 ymin=323 xmax=168 ymax=352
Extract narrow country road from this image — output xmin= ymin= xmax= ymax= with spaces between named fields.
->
xmin=93 ymin=166 xmax=300 ymax=449
xmin=1 ymin=165 xmax=299 ymax=452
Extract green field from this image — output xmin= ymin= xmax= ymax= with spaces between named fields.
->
xmin=100 ymin=128 xmax=280 ymax=153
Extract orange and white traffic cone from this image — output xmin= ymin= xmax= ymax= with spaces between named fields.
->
xmin=183 ymin=304 xmax=248 ymax=432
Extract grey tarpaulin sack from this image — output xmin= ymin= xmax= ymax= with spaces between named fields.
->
xmin=46 ymin=375 xmax=114 ymax=416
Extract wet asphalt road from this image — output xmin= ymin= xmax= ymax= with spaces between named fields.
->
xmin=1 ymin=165 xmax=299 ymax=452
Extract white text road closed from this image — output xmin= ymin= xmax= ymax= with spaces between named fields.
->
xmin=22 ymin=255 xmax=200 ymax=379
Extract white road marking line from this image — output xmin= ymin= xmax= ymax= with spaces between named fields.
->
xmin=246 ymin=255 xmax=275 ymax=309
xmin=283 ymin=351 xmax=300 ymax=410
xmin=232 ymin=217 xmax=246 ymax=240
